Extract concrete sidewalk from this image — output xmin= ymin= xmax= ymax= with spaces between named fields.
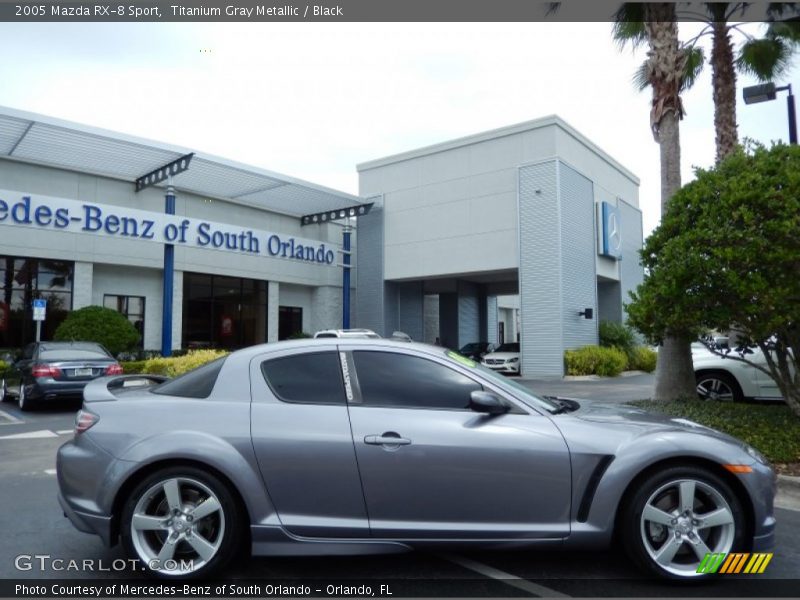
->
xmin=517 ymin=371 xmax=654 ymax=403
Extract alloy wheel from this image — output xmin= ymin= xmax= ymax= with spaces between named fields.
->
xmin=696 ymin=376 xmax=735 ymax=402
xmin=129 ymin=476 xmax=226 ymax=576
xmin=640 ymin=478 xmax=736 ymax=577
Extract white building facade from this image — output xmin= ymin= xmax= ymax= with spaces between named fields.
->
xmin=0 ymin=107 xmax=358 ymax=354
xmin=356 ymin=117 xmax=643 ymax=377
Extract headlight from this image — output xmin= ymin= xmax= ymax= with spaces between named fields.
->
xmin=508 ymin=357 xmax=519 ymax=363
xmin=744 ymin=444 xmax=769 ymax=465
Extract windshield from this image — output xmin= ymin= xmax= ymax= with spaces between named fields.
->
xmin=494 ymin=343 xmax=519 ymax=353
xmin=442 ymin=350 xmax=559 ymax=414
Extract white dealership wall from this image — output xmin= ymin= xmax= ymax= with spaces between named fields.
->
xmin=356 ymin=116 xmax=644 ymax=376
xmin=0 ymin=155 xmax=352 ymax=350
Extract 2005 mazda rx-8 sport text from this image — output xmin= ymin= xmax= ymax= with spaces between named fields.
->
xmin=57 ymin=339 xmax=776 ymax=579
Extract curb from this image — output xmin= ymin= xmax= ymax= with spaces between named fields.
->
xmin=778 ymin=474 xmax=800 ymax=494
xmin=563 ymin=370 xmax=647 ymax=381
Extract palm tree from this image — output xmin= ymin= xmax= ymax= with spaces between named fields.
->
xmin=638 ymin=4 xmax=700 ymax=400
xmin=616 ymin=3 xmax=800 ymax=163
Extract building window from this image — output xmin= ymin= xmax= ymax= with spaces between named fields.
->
xmin=182 ymin=273 xmax=268 ymax=350
xmin=278 ymin=306 xmax=303 ymax=340
xmin=0 ymin=256 xmax=74 ymax=350
xmin=103 ymin=295 xmax=145 ymax=346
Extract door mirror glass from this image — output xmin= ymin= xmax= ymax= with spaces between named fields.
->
xmin=469 ymin=391 xmax=509 ymax=415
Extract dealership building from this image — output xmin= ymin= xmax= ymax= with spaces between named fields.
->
xmin=0 ymin=106 xmax=642 ymax=377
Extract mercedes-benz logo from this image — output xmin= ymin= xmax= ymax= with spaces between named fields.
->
xmin=607 ymin=212 xmax=621 ymax=252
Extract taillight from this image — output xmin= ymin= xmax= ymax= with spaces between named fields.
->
xmin=75 ymin=410 xmax=99 ymax=434
xmin=31 ymin=364 xmax=61 ymax=378
xmin=105 ymin=364 xmax=124 ymax=375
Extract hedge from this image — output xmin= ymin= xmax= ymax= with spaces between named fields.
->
xmin=628 ymin=346 xmax=657 ymax=373
xmin=121 ymin=349 xmax=228 ymax=378
xmin=54 ymin=305 xmax=140 ymax=355
xmin=564 ymin=345 xmax=628 ymax=377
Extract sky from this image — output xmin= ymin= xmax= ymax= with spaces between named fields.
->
xmin=0 ymin=21 xmax=796 ymax=237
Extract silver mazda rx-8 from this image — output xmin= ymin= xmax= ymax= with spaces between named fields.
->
xmin=57 ymin=339 xmax=776 ymax=579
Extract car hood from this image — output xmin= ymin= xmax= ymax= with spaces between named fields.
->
xmin=482 ymin=352 xmax=519 ymax=360
xmin=553 ymin=398 xmax=741 ymax=445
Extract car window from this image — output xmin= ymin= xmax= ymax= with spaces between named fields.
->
xmin=495 ymin=343 xmax=520 ymax=353
xmin=261 ymin=352 xmax=345 ymax=405
xmin=152 ymin=357 xmax=226 ymax=399
xmin=352 ymin=351 xmax=481 ymax=410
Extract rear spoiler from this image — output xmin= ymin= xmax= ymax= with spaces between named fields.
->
xmin=82 ymin=374 xmax=170 ymax=403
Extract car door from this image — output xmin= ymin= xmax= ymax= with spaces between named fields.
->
xmin=344 ymin=347 xmax=572 ymax=540
xmin=249 ymin=345 xmax=369 ymax=538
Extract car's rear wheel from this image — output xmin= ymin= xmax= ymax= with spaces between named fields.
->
xmin=0 ymin=379 xmax=9 ymax=402
xmin=121 ymin=466 xmax=243 ymax=578
xmin=696 ymin=371 xmax=743 ymax=402
xmin=621 ymin=465 xmax=745 ymax=579
xmin=18 ymin=384 xmax=33 ymax=411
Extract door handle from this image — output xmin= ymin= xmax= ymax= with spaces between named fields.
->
xmin=364 ymin=432 xmax=412 ymax=446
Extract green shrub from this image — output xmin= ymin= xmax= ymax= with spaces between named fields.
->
xmin=142 ymin=349 xmax=228 ymax=377
xmin=121 ymin=360 xmax=148 ymax=374
xmin=54 ymin=306 xmax=140 ymax=356
xmin=0 ymin=360 xmax=7 ymax=378
xmin=564 ymin=345 xmax=628 ymax=377
xmin=288 ymin=331 xmax=312 ymax=339
xmin=628 ymin=346 xmax=657 ymax=373
xmin=630 ymin=400 xmax=800 ymax=464
xmin=599 ymin=320 xmax=636 ymax=353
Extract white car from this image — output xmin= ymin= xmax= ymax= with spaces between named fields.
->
xmin=693 ymin=343 xmax=786 ymax=402
xmin=480 ymin=342 xmax=520 ymax=374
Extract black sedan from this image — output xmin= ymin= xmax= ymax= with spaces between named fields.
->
xmin=1 ymin=341 xmax=122 ymax=411
xmin=458 ymin=341 xmax=494 ymax=361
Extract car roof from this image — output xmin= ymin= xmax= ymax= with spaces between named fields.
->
xmin=227 ymin=338 xmax=443 ymax=362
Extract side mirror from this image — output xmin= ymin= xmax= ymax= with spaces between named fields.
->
xmin=469 ymin=391 xmax=509 ymax=415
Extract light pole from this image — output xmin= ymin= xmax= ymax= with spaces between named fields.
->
xmin=301 ymin=202 xmax=373 ymax=329
xmin=743 ymin=82 xmax=797 ymax=144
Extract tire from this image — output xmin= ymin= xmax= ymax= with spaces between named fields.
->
xmin=620 ymin=465 xmax=745 ymax=579
xmin=120 ymin=466 xmax=243 ymax=578
xmin=0 ymin=379 xmax=9 ymax=403
xmin=18 ymin=383 xmax=33 ymax=411
xmin=695 ymin=371 xmax=744 ymax=403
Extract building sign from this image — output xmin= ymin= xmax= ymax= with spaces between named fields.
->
xmin=597 ymin=200 xmax=622 ymax=260
xmin=0 ymin=190 xmax=336 ymax=267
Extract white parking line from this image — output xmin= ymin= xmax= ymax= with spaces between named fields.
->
xmin=56 ymin=429 xmax=73 ymax=435
xmin=0 ymin=429 xmax=58 ymax=440
xmin=442 ymin=554 xmax=570 ymax=598
xmin=43 ymin=469 xmax=56 ymax=475
xmin=0 ymin=408 xmax=22 ymax=424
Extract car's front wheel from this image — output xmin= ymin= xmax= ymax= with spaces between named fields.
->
xmin=621 ymin=466 xmax=745 ymax=579
xmin=0 ymin=379 xmax=9 ymax=403
xmin=120 ymin=466 xmax=243 ymax=578
xmin=696 ymin=371 xmax=743 ymax=402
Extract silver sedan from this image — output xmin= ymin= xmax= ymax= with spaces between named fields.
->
xmin=57 ymin=339 xmax=776 ymax=579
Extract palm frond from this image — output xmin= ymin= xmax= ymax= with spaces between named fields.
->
xmin=682 ymin=46 xmax=706 ymax=92
xmin=632 ymin=61 xmax=650 ymax=91
xmin=612 ymin=3 xmax=648 ymax=50
xmin=767 ymin=18 xmax=800 ymax=42
xmin=737 ymin=37 xmax=794 ymax=80
xmin=544 ymin=2 xmax=561 ymax=17
xmin=766 ymin=2 xmax=800 ymax=19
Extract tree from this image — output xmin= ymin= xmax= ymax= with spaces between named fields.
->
xmin=627 ymin=143 xmax=800 ymax=416
xmin=615 ymin=3 xmax=800 ymax=162
xmin=616 ymin=4 xmax=700 ymax=400
xmin=54 ymin=305 xmax=140 ymax=356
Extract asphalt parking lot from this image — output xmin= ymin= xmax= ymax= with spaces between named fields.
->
xmin=1 ymin=385 xmax=798 ymax=597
